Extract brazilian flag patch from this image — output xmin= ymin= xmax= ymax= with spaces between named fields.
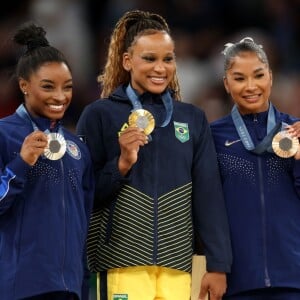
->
xmin=113 ymin=294 xmax=128 ymax=300
xmin=174 ymin=121 xmax=189 ymax=143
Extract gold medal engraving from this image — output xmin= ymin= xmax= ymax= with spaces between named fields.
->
xmin=44 ymin=132 xmax=67 ymax=160
xmin=272 ymin=130 xmax=299 ymax=158
xmin=128 ymin=109 xmax=155 ymax=135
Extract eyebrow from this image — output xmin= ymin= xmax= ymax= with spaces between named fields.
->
xmin=232 ymin=67 xmax=265 ymax=76
xmin=40 ymin=79 xmax=73 ymax=84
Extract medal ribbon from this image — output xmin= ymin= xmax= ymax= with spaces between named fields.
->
xmin=16 ymin=104 xmax=66 ymax=160
xmin=16 ymin=104 xmax=63 ymax=136
xmin=231 ymin=102 xmax=284 ymax=154
xmin=126 ymin=84 xmax=173 ymax=128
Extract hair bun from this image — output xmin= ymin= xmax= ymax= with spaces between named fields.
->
xmin=27 ymin=38 xmax=49 ymax=51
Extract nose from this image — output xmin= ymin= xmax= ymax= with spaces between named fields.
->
xmin=245 ymin=78 xmax=256 ymax=90
xmin=53 ymin=89 xmax=67 ymax=101
xmin=153 ymin=61 xmax=165 ymax=72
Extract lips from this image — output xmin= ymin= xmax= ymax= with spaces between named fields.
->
xmin=243 ymin=94 xmax=261 ymax=103
xmin=48 ymin=104 xmax=64 ymax=112
xmin=150 ymin=76 xmax=166 ymax=84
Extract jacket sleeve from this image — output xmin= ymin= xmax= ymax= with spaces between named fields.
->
xmin=293 ymin=160 xmax=300 ymax=197
xmin=0 ymin=154 xmax=30 ymax=215
xmin=192 ymin=109 xmax=232 ymax=273
xmin=76 ymin=103 xmax=129 ymax=210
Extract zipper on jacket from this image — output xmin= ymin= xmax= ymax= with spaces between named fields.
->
xmin=152 ymin=133 xmax=159 ymax=265
xmin=258 ymin=157 xmax=271 ymax=287
xmin=60 ymin=159 xmax=68 ymax=291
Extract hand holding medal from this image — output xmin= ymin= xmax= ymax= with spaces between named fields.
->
xmin=20 ymin=131 xmax=48 ymax=166
xmin=285 ymin=122 xmax=300 ymax=159
xmin=43 ymin=132 xmax=67 ymax=160
xmin=272 ymin=123 xmax=300 ymax=158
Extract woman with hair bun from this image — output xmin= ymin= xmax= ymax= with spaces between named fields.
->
xmin=0 ymin=22 xmax=94 ymax=300
xmin=211 ymin=37 xmax=300 ymax=299
xmin=77 ymin=9 xmax=232 ymax=300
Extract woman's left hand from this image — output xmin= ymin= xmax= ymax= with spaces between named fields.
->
xmin=287 ymin=122 xmax=300 ymax=160
xmin=198 ymin=272 xmax=227 ymax=300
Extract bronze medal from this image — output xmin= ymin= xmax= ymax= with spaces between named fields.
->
xmin=44 ymin=132 xmax=67 ymax=160
xmin=272 ymin=130 xmax=299 ymax=158
xmin=128 ymin=109 xmax=155 ymax=135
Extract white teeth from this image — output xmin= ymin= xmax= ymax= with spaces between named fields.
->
xmin=151 ymin=77 xmax=165 ymax=83
xmin=49 ymin=104 xmax=63 ymax=111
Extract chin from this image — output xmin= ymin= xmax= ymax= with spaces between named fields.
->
xmin=48 ymin=113 xmax=64 ymax=120
xmin=149 ymin=86 xmax=167 ymax=94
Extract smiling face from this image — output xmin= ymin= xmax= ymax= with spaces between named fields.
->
xmin=19 ymin=62 xmax=73 ymax=120
xmin=224 ymin=51 xmax=272 ymax=115
xmin=123 ymin=31 xmax=176 ymax=95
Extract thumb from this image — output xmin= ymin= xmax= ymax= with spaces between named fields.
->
xmin=198 ymin=284 xmax=208 ymax=300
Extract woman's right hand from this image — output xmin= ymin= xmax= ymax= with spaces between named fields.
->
xmin=118 ymin=126 xmax=148 ymax=175
xmin=20 ymin=131 xmax=48 ymax=166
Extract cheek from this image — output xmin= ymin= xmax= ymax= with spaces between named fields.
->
xmin=167 ymin=64 xmax=176 ymax=73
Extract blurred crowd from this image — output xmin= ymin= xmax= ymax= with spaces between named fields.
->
xmin=1 ymin=0 xmax=300 ymax=131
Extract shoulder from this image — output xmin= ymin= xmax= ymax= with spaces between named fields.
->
xmin=210 ymin=115 xmax=233 ymax=138
xmin=0 ymin=112 xmax=23 ymax=124
xmin=210 ymin=114 xmax=232 ymax=128
xmin=278 ymin=112 xmax=300 ymax=124
xmin=0 ymin=113 xmax=28 ymax=133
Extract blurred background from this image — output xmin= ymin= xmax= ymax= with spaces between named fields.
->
xmin=0 ymin=0 xmax=299 ymax=298
xmin=1 ymin=0 xmax=300 ymax=131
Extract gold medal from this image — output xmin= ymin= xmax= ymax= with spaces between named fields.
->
xmin=44 ymin=132 xmax=67 ymax=160
xmin=272 ymin=130 xmax=299 ymax=158
xmin=128 ymin=109 xmax=155 ymax=135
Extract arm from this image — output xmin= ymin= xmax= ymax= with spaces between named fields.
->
xmin=0 ymin=155 xmax=30 ymax=215
xmin=287 ymin=121 xmax=300 ymax=196
xmin=192 ymin=110 xmax=232 ymax=299
xmin=0 ymin=130 xmax=48 ymax=214
xmin=76 ymin=104 xmax=125 ymax=209
xmin=76 ymin=104 xmax=147 ymax=209
xmin=80 ymin=146 xmax=95 ymax=300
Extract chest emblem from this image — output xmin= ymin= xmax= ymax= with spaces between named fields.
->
xmin=66 ymin=140 xmax=81 ymax=160
xmin=174 ymin=121 xmax=189 ymax=143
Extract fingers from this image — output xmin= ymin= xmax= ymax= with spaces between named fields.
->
xmin=287 ymin=122 xmax=300 ymax=138
xmin=118 ymin=127 xmax=149 ymax=175
xmin=120 ymin=127 xmax=149 ymax=145
xmin=20 ymin=131 xmax=48 ymax=166
xmin=199 ymin=272 xmax=227 ymax=300
xmin=119 ymin=127 xmax=149 ymax=154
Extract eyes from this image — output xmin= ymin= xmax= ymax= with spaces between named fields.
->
xmin=41 ymin=82 xmax=73 ymax=91
xmin=233 ymin=72 xmax=265 ymax=82
xmin=141 ymin=55 xmax=175 ymax=63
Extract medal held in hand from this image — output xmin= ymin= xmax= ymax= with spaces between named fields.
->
xmin=44 ymin=132 xmax=67 ymax=160
xmin=272 ymin=130 xmax=299 ymax=158
xmin=128 ymin=109 xmax=155 ymax=135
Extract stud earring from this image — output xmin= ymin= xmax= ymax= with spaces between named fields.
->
xmin=23 ymin=91 xmax=27 ymax=95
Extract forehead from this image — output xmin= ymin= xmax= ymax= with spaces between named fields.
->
xmin=31 ymin=62 xmax=72 ymax=80
xmin=228 ymin=51 xmax=268 ymax=72
xmin=132 ymin=32 xmax=174 ymax=52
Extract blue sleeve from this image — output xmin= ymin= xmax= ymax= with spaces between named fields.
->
xmin=0 ymin=155 xmax=30 ymax=215
xmin=293 ymin=160 xmax=300 ymax=197
xmin=76 ymin=104 xmax=129 ymax=210
xmin=192 ymin=109 xmax=232 ymax=273
xmin=80 ymin=145 xmax=95 ymax=299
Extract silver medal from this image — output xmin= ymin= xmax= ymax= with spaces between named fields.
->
xmin=44 ymin=132 xmax=67 ymax=160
